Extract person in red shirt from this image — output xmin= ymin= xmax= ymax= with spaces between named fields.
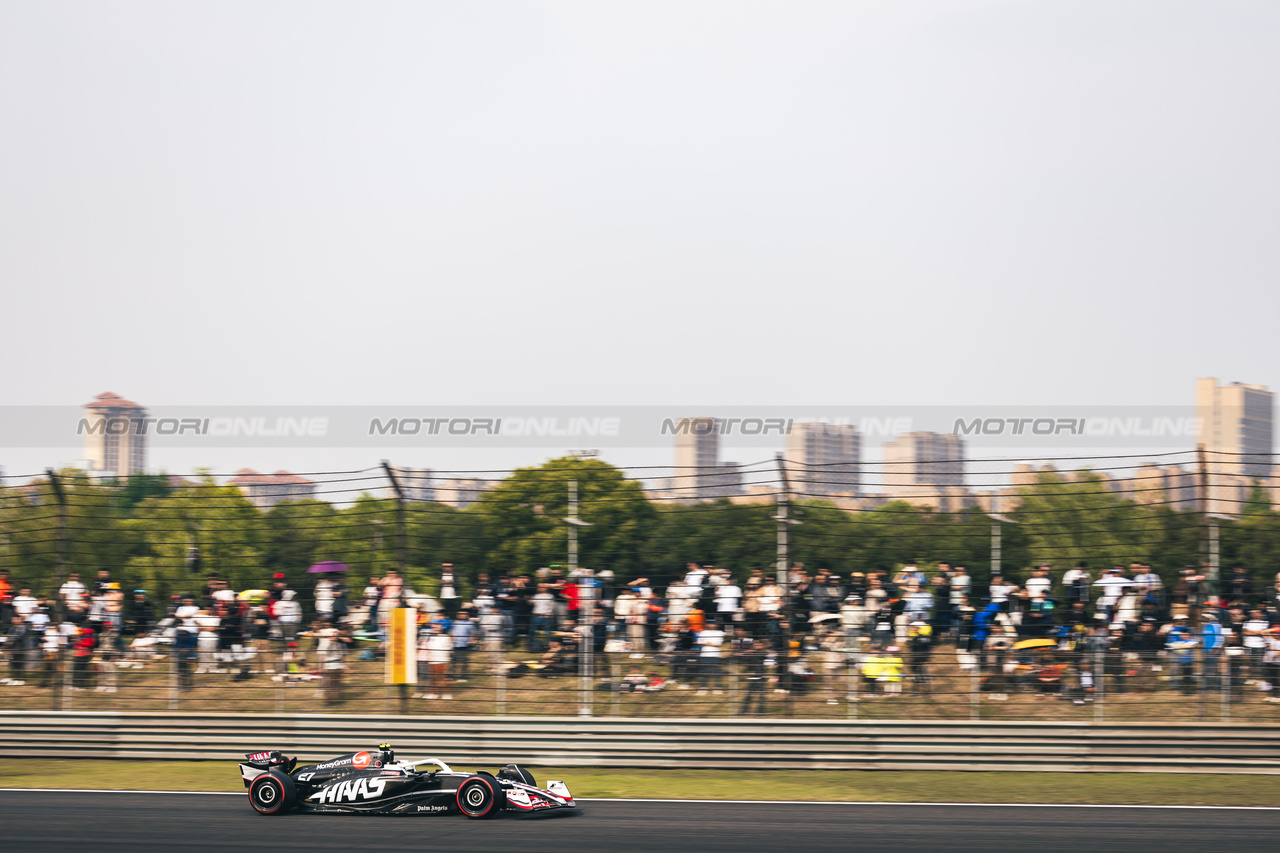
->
xmin=72 ymin=625 xmax=96 ymax=689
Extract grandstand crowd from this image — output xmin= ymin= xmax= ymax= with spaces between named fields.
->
xmin=3 ymin=561 xmax=1280 ymax=711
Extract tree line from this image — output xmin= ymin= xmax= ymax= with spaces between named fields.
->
xmin=2 ymin=457 xmax=1278 ymax=602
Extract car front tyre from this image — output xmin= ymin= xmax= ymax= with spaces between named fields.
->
xmin=456 ymin=776 xmax=500 ymax=819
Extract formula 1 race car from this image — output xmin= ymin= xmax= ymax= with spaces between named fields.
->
xmin=239 ymin=745 xmax=577 ymax=818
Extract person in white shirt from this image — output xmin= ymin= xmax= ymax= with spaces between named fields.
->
xmin=421 ymin=623 xmax=453 ymax=700
xmin=531 ymin=585 xmax=557 ymax=652
xmin=683 ymin=562 xmax=708 ymax=589
xmin=439 ymin=563 xmax=459 ymax=618
xmin=1025 ymin=566 xmax=1053 ymax=600
xmin=11 ymin=589 xmax=37 ymax=617
xmin=988 ymin=577 xmax=1015 ymax=608
xmin=194 ymin=608 xmax=221 ymax=673
xmin=1093 ymin=568 xmax=1131 ymax=617
xmin=1063 ymin=567 xmax=1092 ymax=606
xmin=949 ymin=568 xmax=972 ymax=605
xmin=313 ymin=578 xmax=334 ymax=619
xmin=275 ymin=589 xmax=302 ymax=646
xmin=715 ymin=581 xmax=742 ymax=618
xmin=58 ymin=573 xmax=87 ymax=608
xmin=696 ymin=621 xmax=726 ymax=695
xmin=1243 ymin=609 xmax=1272 ymax=687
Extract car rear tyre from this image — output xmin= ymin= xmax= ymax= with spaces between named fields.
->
xmin=456 ymin=775 xmax=503 ymax=819
xmin=249 ymin=771 xmax=296 ymax=815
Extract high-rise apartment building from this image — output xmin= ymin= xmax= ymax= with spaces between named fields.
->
xmin=672 ymin=417 xmax=742 ymax=500
xmin=82 ymin=392 xmax=148 ymax=477
xmin=882 ymin=432 xmax=965 ymax=495
xmin=786 ymin=423 xmax=861 ymax=497
xmin=1196 ymin=378 xmax=1273 ymax=479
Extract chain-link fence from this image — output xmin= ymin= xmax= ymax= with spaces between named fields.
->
xmin=1 ymin=449 xmax=1279 ymax=719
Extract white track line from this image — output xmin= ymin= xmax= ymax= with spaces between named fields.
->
xmin=0 ymin=789 xmax=1276 ymax=810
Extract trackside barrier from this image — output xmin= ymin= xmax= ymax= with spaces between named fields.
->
xmin=1 ymin=712 xmax=1279 ymax=774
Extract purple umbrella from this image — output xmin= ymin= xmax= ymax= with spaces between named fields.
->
xmin=306 ymin=561 xmax=350 ymax=573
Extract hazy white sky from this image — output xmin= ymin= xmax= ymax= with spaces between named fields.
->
xmin=2 ymin=1 xmax=1278 ymax=474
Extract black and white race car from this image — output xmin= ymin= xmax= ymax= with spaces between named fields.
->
xmin=239 ymin=745 xmax=577 ymax=818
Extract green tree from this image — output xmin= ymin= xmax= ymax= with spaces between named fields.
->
xmin=1013 ymin=470 xmax=1159 ymax=569
xmin=475 ymin=457 xmax=658 ymax=578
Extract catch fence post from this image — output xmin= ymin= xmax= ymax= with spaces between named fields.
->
xmin=611 ymin=659 xmax=621 ymax=715
xmin=169 ymin=643 xmax=179 ymax=711
xmin=847 ymin=631 xmax=858 ymax=719
xmin=970 ymin=657 xmax=979 ymax=721
xmin=1094 ymin=646 xmax=1104 ymax=722
xmin=496 ymin=659 xmax=506 ymax=716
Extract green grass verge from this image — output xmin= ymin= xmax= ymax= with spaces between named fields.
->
xmin=0 ymin=760 xmax=1277 ymax=806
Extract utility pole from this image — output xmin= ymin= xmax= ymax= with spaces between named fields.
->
xmin=989 ymin=494 xmax=1018 ymax=581
xmin=46 ymin=469 xmax=69 ymax=620
xmin=564 ymin=480 xmax=594 ymax=717
xmin=46 ymin=469 xmax=68 ymax=712
xmin=774 ymin=453 xmax=798 ymax=718
xmin=381 ymin=461 xmax=407 ymax=574
xmin=991 ymin=494 xmax=1002 ymax=579
xmin=1197 ymin=444 xmax=1216 ymax=586
xmin=381 ymin=461 xmax=409 ymax=714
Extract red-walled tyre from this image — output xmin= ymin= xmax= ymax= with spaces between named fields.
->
xmin=456 ymin=775 xmax=504 ymax=819
xmin=248 ymin=771 xmax=296 ymax=815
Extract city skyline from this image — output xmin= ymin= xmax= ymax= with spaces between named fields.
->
xmin=32 ymin=377 xmax=1279 ymax=488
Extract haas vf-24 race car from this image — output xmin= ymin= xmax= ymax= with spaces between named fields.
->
xmin=240 ymin=745 xmax=576 ymax=818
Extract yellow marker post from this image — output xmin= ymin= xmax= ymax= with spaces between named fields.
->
xmin=387 ymin=608 xmax=418 ymax=685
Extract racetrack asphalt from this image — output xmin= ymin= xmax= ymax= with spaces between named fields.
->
xmin=1 ymin=791 xmax=1276 ymax=853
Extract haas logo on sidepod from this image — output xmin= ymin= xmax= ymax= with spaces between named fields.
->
xmin=308 ymin=777 xmax=388 ymax=804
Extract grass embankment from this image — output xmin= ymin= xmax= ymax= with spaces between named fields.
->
xmin=1 ymin=760 xmax=1277 ymax=807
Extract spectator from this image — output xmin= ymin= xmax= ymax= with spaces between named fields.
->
xmin=124 ymin=590 xmax=154 ymax=637
xmin=715 ymin=575 xmax=742 ymax=621
xmin=1164 ymin=615 xmax=1199 ymax=694
xmin=1200 ymin=611 xmax=1225 ymax=691
xmin=738 ymin=638 xmax=769 ymax=714
xmin=893 ymin=562 xmax=926 ymax=589
xmin=194 ymin=605 xmax=221 ymax=673
xmin=7 ymin=615 xmax=33 ymax=685
xmin=174 ymin=594 xmax=199 ymax=690
xmin=1093 ymin=567 xmax=1131 ymax=620
xmin=531 ymin=584 xmax=557 ymax=652
xmin=449 ymin=610 xmax=476 ymax=682
xmin=904 ymin=583 xmax=934 ymax=622
xmin=71 ymin=623 xmax=96 ymax=690
xmin=58 ymin=573 xmax=87 ymax=609
xmin=1025 ymin=565 xmax=1053 ymax=600
xmin=11 ymin=588 xmax=37 ymax=618
xmin=276 ymin=589 xmax=302 ymax=648
xmin=439 ymin=563 xmax=460 ymax=619
xmin=418 ymin=622 xmax=452 ymax=700
xmin=313 ymin=576 xmax=334 ymax=622
xmin=696 ymin=619 xmax=726 ymax=695
xmin=1243 ymin=608 xmax=1271 ymax=688
xmin=988 ymin=576 xmax=1015 ymax=609
xmin=1063 ymin=566 xmax=1091 ymax=607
